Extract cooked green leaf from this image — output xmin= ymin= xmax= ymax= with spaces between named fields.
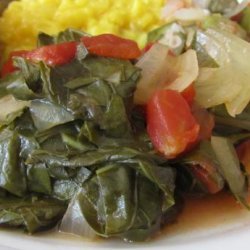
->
xmin=178 ymin=140 xmax=225 ymax=194
xmin=30 ymin=99 xmax=74 ymax=131
xmin=0 ymin=130 xmax=26 ymax=196
xmin=27 ymin=163 xmax=51 ymax=195
xmin=101 ymin=94 xmax=131 ymax=137
xmin=77 ymin=165 xmax=165 ymax=241
xmin=7 ymin=73 xmax=38 ymax=100
xmin=0 ymin=95 xmax=30 ymax=127
xmin=13 ymin=57 xmax=40 ymax=86
xmin=0 ymin=196 xmax=66 ymax=233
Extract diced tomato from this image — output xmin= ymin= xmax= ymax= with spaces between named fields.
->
xmin=181 ymin=83 xmax=196 ymax=105
xmin=2 ymin=34 xmax=140 ymax=77
xmin=230 ymin=12 xmax=243 ymax=22
xmin=1 ymin=41 xmax=77 ymax=77
xmin=236 ymin=139 xmax=250 ymax=173
xmin=26 ymin=41 xmax=77 ymax=66
xmin=191 ymin=164 xmax=223 ymax=194
xmin=1 ymin=50 xmax=29 ymax=77
xmin=147 ymin=89 xmax=200 ymax=159
xmin=142 ymin=42 xmax=154 ymax=54
xmin=81 ymin=34 xmax=141 ymax=59
xmin=191 ymin=103 xmax=214 ymax=140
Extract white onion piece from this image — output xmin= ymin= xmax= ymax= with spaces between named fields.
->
xmin=195 ymin=67 xmax=242 ymax=108
xmin=174 ymin=8 xmax=210 ymax=24
xmin=161 ymin=0 xmax=185 ymax=20
xmin=59 ymin=196 xmax=96 ymax=239
xmin=192 ymin=0 xmax=211 ymax=9
xmin=225 ymin=0 xmax=250 ymax=18
xmin=134 ymin=43 xmax=199 ymax=105
xmin=195 ymin=29 xmax=250 ymax=116
xmin=159 ymin=23 xmax=185 ymax=49
xmin=167 ymin=49 xmax=199 ymax=91
xmin=134 ymin=43 xmax=169 ymax=105
xmin=185 ymin=27 xmax=196 ymax=48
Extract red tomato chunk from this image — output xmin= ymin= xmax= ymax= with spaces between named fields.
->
xmin=81 ymin=34 xmax=141 ymax=59
xmin=147 ymin=89 xmax=200 ymax=159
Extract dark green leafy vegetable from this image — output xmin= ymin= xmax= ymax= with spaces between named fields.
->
xmin=77 ymin=165 xmax=164 ymax=241
xmin=27 ymin=164 xmax=51 ymax=195
xmin=1 ymin=12 xmax=250 ymax=241
xmin=13 ymin=57 xmax=41 ymax=86
xmin=38 ymin=28 xmax=88 ymax=46
xmin=147 ymin=22 xmax=186 ymax=55
xmin=6 ymin=73 xmax=38 ymax=100
xmin=0 ymin=95 xmax=30 ymax=127
xmin=0 ymin=130 xmax=26 ymax=197
xmin=0 ymin=28 xmax=178 ymax=241
xmin=192 ymin=30 xmax=219 ymax=67
xmin=30 ymin=99 xmax=74 ymax=131
xmin=0 ymin=196 xmax=66 ymax=233
xmin=176 ymin=141 xmax=224 ymax=195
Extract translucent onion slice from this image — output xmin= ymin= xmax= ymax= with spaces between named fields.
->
xmin=174 ymin=8 xmax=210 ymax=24
xmin=225 ymin=0 xmax=250 ymax=18
xmin=59 ymin=196 xmax=96 ymax=239
xmin=134 ymin=43 xmax=169 ymax=105
xmin=192 ymin=0 xmax=211 ymax=9
xmin=167 ymin=49 xmax=199 ymax=91
xmin=134 ymin=43 xmax=198 ymax=105
xmin=195 ymin=29 xmax=250 ymax=116
xmin=161 ymin=0 xmax=186 ymax=20
xmin=196 ymin=66 xmax=242 ymax=108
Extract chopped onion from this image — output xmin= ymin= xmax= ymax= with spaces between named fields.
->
xmin=167 ymin=49 xmax=199 ymax=91
xmin=134 ymin=44 xmax=199 ymax=105
xmin=134 ymin=43 xmax=169 ymax=105
xmin=192 ymin=0 xmax=211 ymax=9
xmin=59 ymin=195 xmax=96 ymax=239
xmin=196 ymin=66 xmax=242 ymax=108
xmin=195 ymin=29 xmax=250 ymax=116
xmin=225 ymin=0 xmax=250 ymax=18
xmin=174 ymin=8 xmax=210 ymax=24
xmin=161 ymin=0 xmax=186 ymax=20
xmin=159 ymin=23 xmax=185 ymax=50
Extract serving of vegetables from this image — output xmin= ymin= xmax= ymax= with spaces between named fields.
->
xmin=0 ymin=0 xmax=250 ymax=243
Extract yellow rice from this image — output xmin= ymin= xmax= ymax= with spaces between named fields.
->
xmin=0 ymin=0 xmax=165 ymax=58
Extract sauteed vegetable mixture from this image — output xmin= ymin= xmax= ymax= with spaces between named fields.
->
xmin=0 ymin=0 xmax=250 ymax=242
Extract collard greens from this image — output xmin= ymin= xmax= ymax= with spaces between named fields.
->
xmin=0 ymin=29 xmax=178 ymax=241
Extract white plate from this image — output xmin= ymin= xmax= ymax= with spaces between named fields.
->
xmin=0 ymin=192 xmax=250 ymax=250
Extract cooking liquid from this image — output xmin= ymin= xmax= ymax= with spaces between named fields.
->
xmin=1 ymin=191 xmax=250 ymax=248
xmin=155 ymin=191 xmax=250 ymax=244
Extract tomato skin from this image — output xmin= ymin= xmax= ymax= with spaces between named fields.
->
xmin=1 ymin=50 xmax=29 ymax=77
xmin=236 ymin=139 xmax=250 ymax=173
xmin=1 ymin=34 xmax=140 ymax=77
xmin=26 ymin=41 xmax=77 ymax=66
xmin=181 ymin=83 xmax=196 ymax=105
xmin=191 ymin=164 xmax=223 ymax=194
xmin=81 ymin=34 xmax=141 ymax=59
xmin=147 ymin=89 xmax=200 ymax=159
xmin=142 ymin=42 xmax=154 ymax=54
xmin=191 ymin=103 xmax=214 ymax=140
xmin=230 ymin=12 xmax=243 ymax=22
xmin=1 ymin=42 xmax=77 ymax=77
